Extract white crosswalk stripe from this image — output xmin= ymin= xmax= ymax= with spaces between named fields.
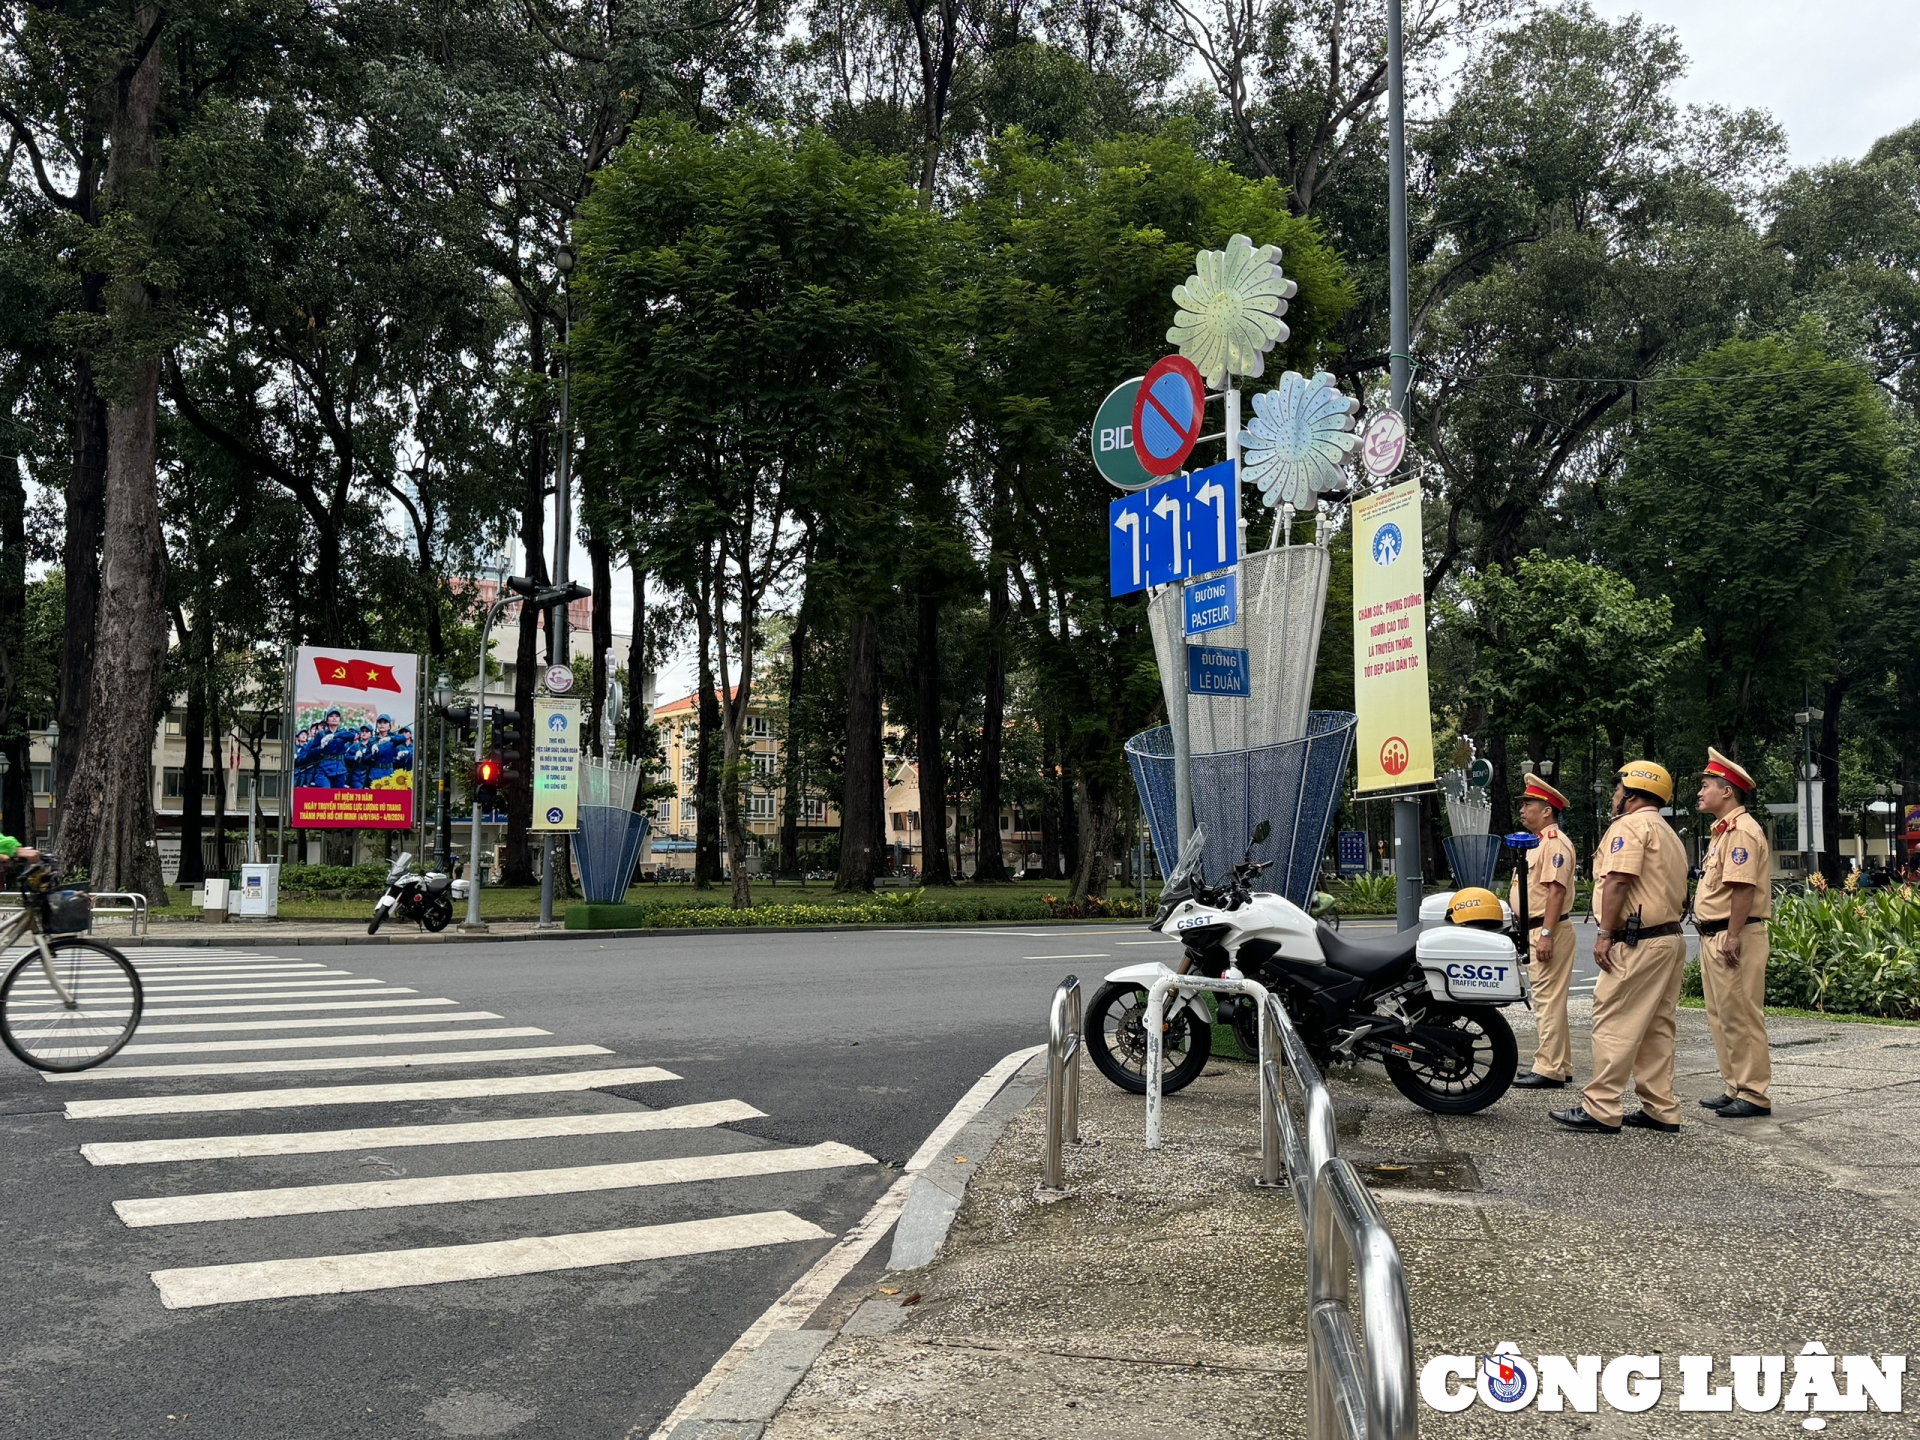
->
xmin=40 ymin=946 xmax=876 ymax=1310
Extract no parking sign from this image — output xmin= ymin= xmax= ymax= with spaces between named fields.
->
xmin=1131 ymin=355 xmax=1207 ymax=477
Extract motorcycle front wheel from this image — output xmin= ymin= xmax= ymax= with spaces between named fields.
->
xmin=1085 ymin=981 xmax=1212 ymax=1096
xmin=367 ymin=907 xmax=385 ymax=935
xmin=421 ymin=897 xmax=453 ymax=933
xmin=1382 ymin=1003 xmax=1517 ymax=1114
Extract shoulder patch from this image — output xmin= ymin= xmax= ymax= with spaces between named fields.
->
xmin=1610 ymin=835 xmax=1625 ymax=853
xmin=1730 ymin=846 xmax=1750 ymax=866
xmin=1552 ymin=852 xmax=1565 ymax=868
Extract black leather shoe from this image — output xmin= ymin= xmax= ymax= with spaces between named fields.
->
xmin=1622 ymin=1111 xmax=1681 ymax=1133
xmin=1549 ymin=1106 xmax=1621 ymax=1134
xmin=1512 ymin=1072 xmax=1569 ymax=1089
xmin=1699 ymin=1094 xmax=1735 ymax=1110
xmin=1713 ymin=1099 xmax=1773 ymax=1119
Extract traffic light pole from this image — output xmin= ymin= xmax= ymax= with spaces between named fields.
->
xmin=539 ymin=291 xmax=574 ymax=931
xmin=1387 ymin=0 xmax=1422 ymax=933
xmin=462 ymin=597 xmax=511 ymax=933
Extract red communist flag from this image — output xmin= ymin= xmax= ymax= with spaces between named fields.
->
xmin=313 ymin=655 xmax=402 ymax=693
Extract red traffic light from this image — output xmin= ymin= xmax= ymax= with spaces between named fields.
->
xmin=474 ymin=754 xmax=503 ymax=787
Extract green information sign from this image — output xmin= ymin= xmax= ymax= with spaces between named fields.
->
xmin=1091 ymin=376 xmax=1153 ymax=491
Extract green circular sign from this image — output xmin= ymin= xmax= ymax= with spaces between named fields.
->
xmin=1091 ymin=377 xmax=1153 ymax=491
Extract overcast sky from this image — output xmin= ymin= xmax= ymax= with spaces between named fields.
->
xmin=1587 ymin=0 xmax=1920 ymax=163
xmin=617 ymin=0 xmax=1920 ymax=703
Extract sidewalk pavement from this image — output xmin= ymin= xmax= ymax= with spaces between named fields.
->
xmin=761 ymin=997 xmax=1920 ymax=1438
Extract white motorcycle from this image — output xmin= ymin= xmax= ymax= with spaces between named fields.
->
xmin=367 ymin=852 xmax=468 ymax=935
xmin=1086 ymin=824 xmax=1527 ymax=1114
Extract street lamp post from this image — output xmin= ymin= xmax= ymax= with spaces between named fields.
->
xmin=43 ymin=719 xmax=59 ymax=856
xmin=541 ymin=242 xmax=577 ymax=932
xmin=463 ymin=595 xmax=512 ymax=933
xmin=1794 ymin=695 xmax=1824 ymax=880
xmin=434 ymin=671 xmax=453 ymax=874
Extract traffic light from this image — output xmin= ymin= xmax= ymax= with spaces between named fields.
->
xmin=441 ymin=704 xmax=475 ymax=747
xmin=474 ymin=753 xmax=503 ymax=811
xmin=491 ymin=707 xmax=525 ymax=793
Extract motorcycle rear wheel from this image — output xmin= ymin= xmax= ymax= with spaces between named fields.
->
xmin=1085 ymin=981 xmax=1212 ymax=1096
xmin=1383 ymin=1003 xmax=1517 ymax=1114
xmin=421 ymin=897 xmax=453 ymax=933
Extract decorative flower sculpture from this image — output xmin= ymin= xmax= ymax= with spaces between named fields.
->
xmin=1167 ymin=234 xmax=1298 ymax=389
xmin=1241 ymin=370 xmax=1360 ymax=510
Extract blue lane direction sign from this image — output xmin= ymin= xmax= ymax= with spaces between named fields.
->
xmin=1183 ymin=571 xmax=1238 ymax=636
xmin=1186 ymin=644 xmax=1250 ymax=697
xmin=1143 ymin=475 xmax=1187 ymax=586
xmin=1185 ymin=460 xmax=1239 ymax=576
xmin=1109 ymin=491 xmax=1151 ymax=596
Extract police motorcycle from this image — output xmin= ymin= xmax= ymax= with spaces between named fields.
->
xmin=1084 ymin=823 xmax=1527 ymax=1114
xmin=367 ymin=851 xmax=464 ymax=934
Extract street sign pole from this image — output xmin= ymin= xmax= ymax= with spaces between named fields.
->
xmin=1387 ymin=0 xmax=1421 ymax=932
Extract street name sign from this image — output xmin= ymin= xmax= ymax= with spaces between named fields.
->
xmin=1184 ymin=571 xmax=1238 ymax=636
xmin=1186 ymin=644 xmax=1250 ymax=697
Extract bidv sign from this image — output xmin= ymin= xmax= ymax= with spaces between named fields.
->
xmin=1424 ymin=1342 xmax=1906 ymax=1421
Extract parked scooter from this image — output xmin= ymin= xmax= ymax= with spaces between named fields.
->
xmin=1085 ymin=823 xmax=1526 ymax=1114
xmin=367 ymin=852 xmax=465 ymax=934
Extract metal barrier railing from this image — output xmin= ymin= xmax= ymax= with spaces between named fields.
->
xmin=1137 ymin=976 xmax=1415 ymax=1440
xmin=87 ymin=892 xmax=150 ymax=938
xmin=1040 ymin=976 xmax=1083 ymax=1190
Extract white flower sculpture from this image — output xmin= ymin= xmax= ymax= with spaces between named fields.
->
xmin=1241 ymin=371 xmax=1360 ymax=510
xmin=1167 ymin=234 xmax=1298 ymax=389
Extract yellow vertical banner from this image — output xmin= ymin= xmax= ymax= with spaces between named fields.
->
xmin=531 ymin=698 xmax=581 ymax=831
xmin=1352 ymin=480 xmax=1435 ymax=791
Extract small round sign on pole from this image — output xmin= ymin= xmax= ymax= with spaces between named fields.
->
xmin=1361 ymin=408 xmax=1408 ymax=479
xmin=544 ymin=663 xmax=574 ymax=695
xmin=1131 ymin=355 xmax=1208 ymax=477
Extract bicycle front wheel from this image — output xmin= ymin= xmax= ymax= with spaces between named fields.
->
xmin=1 ymin=938 xmax=145 ymax=1072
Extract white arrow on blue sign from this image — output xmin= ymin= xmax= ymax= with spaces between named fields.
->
xmin=1108 ymin=464 xmax=1241 ymax=598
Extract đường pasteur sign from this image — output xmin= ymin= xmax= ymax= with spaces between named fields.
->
xmin=290 ymin=647 xmax=418 ymax=829
xmin=1352 ymin=480 xmax=1434 ymax=792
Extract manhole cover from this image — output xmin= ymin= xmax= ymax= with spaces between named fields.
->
xmin=1362 ymin=1156 xmax=1480 ymax=1192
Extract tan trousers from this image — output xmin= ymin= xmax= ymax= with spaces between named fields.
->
xmin=1527 ymin=923 xmax=1578 ymax=1079
xmin=1581 ymin=935 xmax=1687 ymax=1127
xmin=1700 ymin=926 xmax=1772 ymax=1107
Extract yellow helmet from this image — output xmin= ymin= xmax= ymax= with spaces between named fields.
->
xmin=1445 ymin=887 xmax=1504 ymax=929
xmin=1616 ymin=759 xmax=1674 ymax=804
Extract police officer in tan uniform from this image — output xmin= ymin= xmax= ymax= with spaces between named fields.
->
xmin=1551 ymin=760 xmax=1690 ymax=1134
xmin=1693 ymin=747 xmax=1773 ymax=1118
xmin=1510 ymin=774 xmax=1580 ymax=1089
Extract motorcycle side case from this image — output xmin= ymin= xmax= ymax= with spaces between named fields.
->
xmin=1414 ymin=927 xmax=1528 ymax=1004
xmin=1101 ymin=961 xmax=1213 ymax=1021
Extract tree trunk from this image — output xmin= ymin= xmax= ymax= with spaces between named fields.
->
xmin=588 ymin=530 xmax=612 ymax=757
xmin=1820 ymin=678 xmax=1847 ymax=886
xmin=779 ymin=600 xmax=810 ymax=875
xmin=914 ymin=592 xmax=952 ymax=885
xmin=1058 ymin=769 xmax=1080 ymax=881
xmin=693 ymin=583 xmax=723 ymax=887
xmin=210 ymin=695 xmax=229 ymax=877
xmin=1069 ymin=775 xmax=1117 ymax=902
xmin=0 ymin=457 xmax=26 ymax=841
xmin=176 ymin=642 xmax=208 ymax=886
xmin=57 ymin=309 xmax=108 ymax=803
xmin=836 ymin=613 xmax=884 ymax=891
xmin=974 ymin=570 xmax=1008 ymax=882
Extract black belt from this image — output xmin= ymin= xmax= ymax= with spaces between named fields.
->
xmin=1522 ymin=916 xmax=1563 ymax=932
xmin=1619 ymin=921 xmax=1683 ymax=946
xmin=1694 ymin=917 xmax=1767 ymax=936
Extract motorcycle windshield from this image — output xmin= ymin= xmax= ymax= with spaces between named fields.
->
xmin=1162 ymin=825 xmax=1208 ymax=893
xmin=387 ymin=852 xmax=413 ymax=883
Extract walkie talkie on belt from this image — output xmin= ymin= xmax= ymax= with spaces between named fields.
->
xmin=1622 ymin=909 xmax=1644 ymax=949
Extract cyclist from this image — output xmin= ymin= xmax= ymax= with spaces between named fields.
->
xmin=0 ymin=835 xmax=40 ymax=868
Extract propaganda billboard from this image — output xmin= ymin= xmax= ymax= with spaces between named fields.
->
xmin=290 ymin=648 xmax=418 ymax=829
xmin=1352 ymin=479 xmax=1435 ymax=792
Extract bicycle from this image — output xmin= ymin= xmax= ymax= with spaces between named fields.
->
xmin=0 ymin=865 xmax=144 ymax=1072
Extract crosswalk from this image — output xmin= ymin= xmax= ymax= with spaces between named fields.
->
xmin=39 ymin=946 xmax=875 ymax=1310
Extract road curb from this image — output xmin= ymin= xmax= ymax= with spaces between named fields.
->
xmin=109 ymin=919 xmax=1146 ymax=948
xmin=647 ymin=1046 xmax=1051 ymax=1440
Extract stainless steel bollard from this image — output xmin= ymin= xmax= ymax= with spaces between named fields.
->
xmin=1041 ymin=975 xmax=1082 ymax=1190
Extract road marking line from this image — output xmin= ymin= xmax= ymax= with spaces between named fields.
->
xmin=112 ymin=1026 xmax=549 ymax=1056
xmin=150 ymin=1210 xmax=829 ymax=1308
xmin=82 ymin=1099 xmax=767 ymax=1165
xmin=115 ymin=1011 xmax=499 ymax=1035
xmin=130 ymin=964 xmax=339 ymax=975
xmin=905 ymin=1043 xmax=1044 ymax=1173
xmin=924 ymin=929 xmax=1062 ymax=938
xmin=643 ymin=1041 xmax=1044 ymax=1440
xmin=1114 ymin=939 xmax=1177 ymax=946
xmin=64 ymin=1066 xmax=679 ymax=1118
xmin=1020 ymin=953 xmax=1109 ymax=961
xmin=14 ymin=987 xmax=420 ymax=1009
xmin=111 ymin=978 xmax=384 ymax=992
xmin=44 ymin=1044 xmax=612 ymax=1083
xmin=116 ymin=1140 xmax=875 ymax=1227
xmin=125 ymin=997 xmax=458 ymax=1017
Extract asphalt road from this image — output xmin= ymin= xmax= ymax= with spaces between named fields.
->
xmin=0 ymin=914 xmax=1623 ymax=1439
xmin=0 ymin=924 xmax=1137 ymax=1440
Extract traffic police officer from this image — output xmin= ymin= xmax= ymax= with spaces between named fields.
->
xmin=1510 ymin=773 xmax=1580 ymax=1089
xmin=1551 ymin=760 xmax=1689 ymax=1134
xmin=1694 ymin=747 xmax=1773 ymax=1118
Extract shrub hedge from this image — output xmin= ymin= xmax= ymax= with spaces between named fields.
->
xmin=1683 ymin=879 xmax=1920 ymax=1021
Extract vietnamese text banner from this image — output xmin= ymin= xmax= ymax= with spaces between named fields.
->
xmin=1352 ymin=481 xmax=1435 ymax=792
xmin=291 ymin=647 xmax=418 ymax=829
xmin=531 ymin=698 xmax=581 ymax=832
